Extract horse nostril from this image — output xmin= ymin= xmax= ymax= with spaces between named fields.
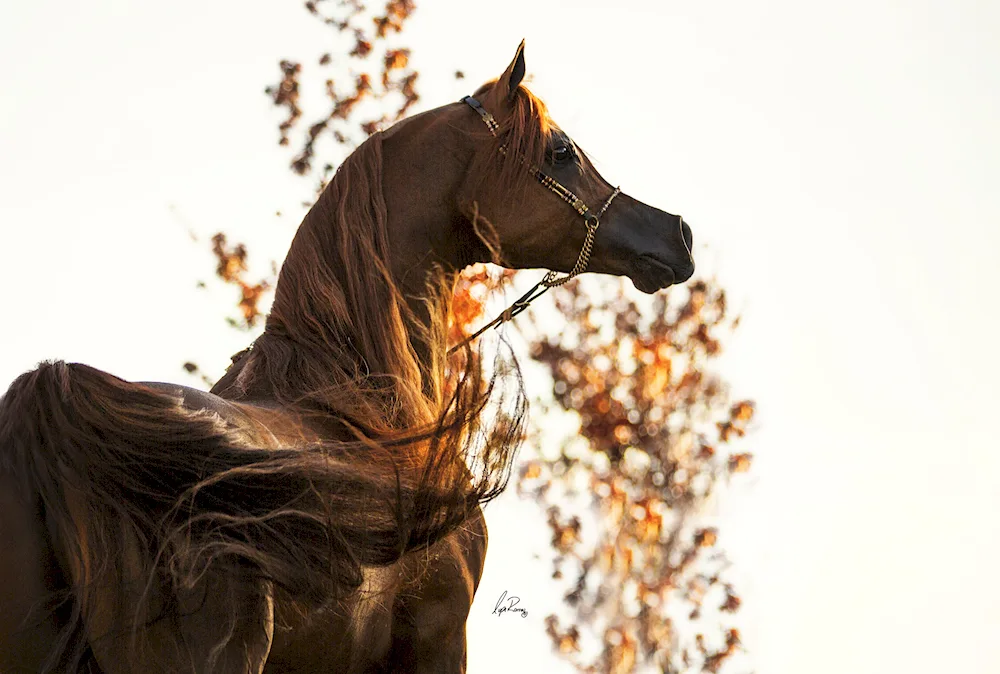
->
xmin=680 ymin=217 xmax=693 ymax=254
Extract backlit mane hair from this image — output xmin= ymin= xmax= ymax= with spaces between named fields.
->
xmin=467 ymin=81 xmax=556 ymax=222
xmin=233 ymin=131 xmax=453 ymax=434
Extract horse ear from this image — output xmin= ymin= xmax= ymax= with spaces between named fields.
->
xmin=499 ymin=40 xmax=526 ymax=101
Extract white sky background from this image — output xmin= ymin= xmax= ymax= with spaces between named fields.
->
xmin=2 ymin=1 xmax=999 ymax=672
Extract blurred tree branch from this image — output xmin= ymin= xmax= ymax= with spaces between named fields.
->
xmin=519 ymin=279 xmax=753 ymax=672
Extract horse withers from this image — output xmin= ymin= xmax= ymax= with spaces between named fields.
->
xmin=0 ymin=41 xmax=693 ymax=673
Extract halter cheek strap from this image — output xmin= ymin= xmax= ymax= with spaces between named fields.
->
xmin=449 ymin=95 xmax=622 ymax=355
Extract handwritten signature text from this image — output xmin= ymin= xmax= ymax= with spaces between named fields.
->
xmin=493 ymin=590 xmax=528 ymax=618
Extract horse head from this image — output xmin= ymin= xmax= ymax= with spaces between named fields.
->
xmin=379 ymin=40 xmax=695 ymax=299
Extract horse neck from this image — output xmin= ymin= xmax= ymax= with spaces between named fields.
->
xmin=215 ymin=135 xmax=468 ymax=418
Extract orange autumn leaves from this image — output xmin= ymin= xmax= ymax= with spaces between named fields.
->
xmin=510 ymin=278 xmax=753 ymax=673
xmin=268 ymin=0 xmax=419 ymax=180
xmin=443 ymin=268 xmax=753 ymax=673
xmin=210 ymin=233 xmax=269 ymax=327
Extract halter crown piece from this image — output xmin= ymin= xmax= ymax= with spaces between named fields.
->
xmin=450 ymin=95 xmax=621 ymax=355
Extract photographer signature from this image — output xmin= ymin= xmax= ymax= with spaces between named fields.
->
xmin=492 ymin=590 xmax=528 ymax=618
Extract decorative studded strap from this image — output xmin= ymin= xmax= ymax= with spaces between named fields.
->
xmin=461 ymin=95 xmax=500 ymax=134
xmin=449 ymin=95 xmax=622 ymax=355
xmin=460 ymin=96 xmax=615 ymax=223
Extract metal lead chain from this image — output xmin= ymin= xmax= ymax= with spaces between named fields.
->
xmin=541 ymin=216 xmax=599 ymax=288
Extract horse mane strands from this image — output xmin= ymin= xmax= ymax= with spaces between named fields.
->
xmin=243 ymin=131 xmax=438 ymax=429
xmin=217 ymin=123 xmax=525 ymax=527
xmin=469 ymin=80 xmax=555 ymax=211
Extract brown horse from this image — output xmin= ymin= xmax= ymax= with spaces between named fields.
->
xmin=0 ymin=42 xmax=693 ymax=673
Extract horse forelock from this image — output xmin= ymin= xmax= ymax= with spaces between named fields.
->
xmin=467 ymin=80 xmax=555 ymax=214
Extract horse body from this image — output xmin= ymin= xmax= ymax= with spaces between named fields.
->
xmin=264 ymin=510 xmax=486 ymax=674
xmin=0 ymin=42 xmax=694 ymax=672
xmin=144 ymin=384 xmax=488 ymax=674
xmin=0 ymin=373 xmax=485 ymax=673
xmin=0 ymin=470 xmax=66 ymax=672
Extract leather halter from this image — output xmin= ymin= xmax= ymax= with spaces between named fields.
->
xmin=449 ymin=95 xmax=621 ymax=355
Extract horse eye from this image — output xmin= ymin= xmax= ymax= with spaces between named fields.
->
xmin=552 ymin=145 xmax=573 ymax=164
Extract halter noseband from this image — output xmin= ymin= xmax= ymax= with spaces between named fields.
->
xmin=450 ymin=95 xmax=621 ymax=355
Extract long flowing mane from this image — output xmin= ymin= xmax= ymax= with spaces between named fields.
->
xmin=210 ymin=120 xmax=528 ymax=558
xmin=229 ymin=131 xmax=445 ymax=428
xmin=199 ymin=99 xmax=538 ymax=596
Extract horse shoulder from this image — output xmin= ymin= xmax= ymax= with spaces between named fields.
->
xmin=63 ymin=380 xmax=278 ymax=673
xmin=386 ymin=505 xmax=488 ymax=672
xmin=0 ymin=473 xmax=66 ymax=673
